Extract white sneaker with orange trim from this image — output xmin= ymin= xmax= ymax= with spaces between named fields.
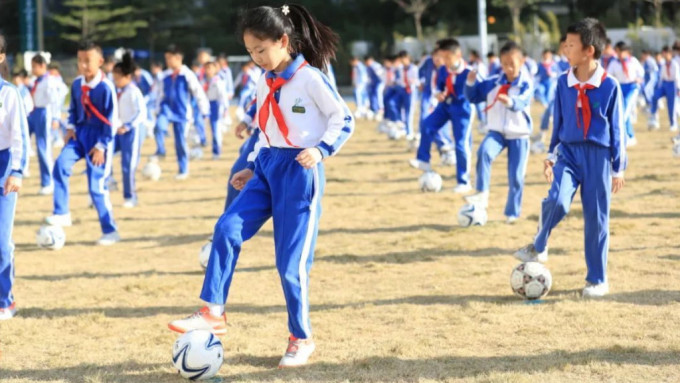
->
xmin=168 ymin=306 xmax=227 ymax=336
xmin=0 ymin=302 xmax=17 ymax=320
xmin=278 ymin=336 xmax=316 ymax=368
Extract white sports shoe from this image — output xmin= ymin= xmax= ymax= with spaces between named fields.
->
xmin=440 ymin=151 xmax=456 ymax=166
xmin=464 ymin=191 xmax=489 ymax=208
xmin=45 ymin=213 xmax=72 ymax=227
xmin=175 ymin=173 xmax=189 ymax=180
xmin=672 ymin=135 xmax=680 ymax=145
xmin=626 ymin=137 xmax=637 ymax=147
xmin=38 ymin=185 xmax=54 ymax=196
xmin=506 ymin=216 xmax=518 ymax=224
xmin=452 ymin=184 xmax=472 ymax=194
xmin=513 ymin=244 xmax=548 ymax=263
xmin=648 ymin=118 xmax=660 ymax=131
xmin=582 ymin=282 xmax=609 ymax=298
xmin=408 ymin=159 xmax=432 ymax=172
xmin=0 ymin=302 xmax=17 ymax=321
xmin=278 ymin=336 xmax=316 ymax=369
xmin=97 ymin=231 xmax=120 ymax=246
xmin=670 ymin=124 xmax=678 ymax=132
xmin=123 ymin=199 xmax=138 ymax=209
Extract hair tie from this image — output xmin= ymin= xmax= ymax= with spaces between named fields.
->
xmin=281 ymin=4 xmax=290 ymax=15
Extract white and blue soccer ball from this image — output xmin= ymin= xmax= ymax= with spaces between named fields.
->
xmin=199 ymin=240 xmax=212 ymax=271
xmin=142 ymin=161 xmax=162 ymax=181
xmin=510 ymin=262 xmax=553 ymax=300
xmin=673 ymin=142 xmax=680 ymax=158
xmin=172 ymin=330 xmax=223 ymax=380
xmin=190 ymin=147 xmax=204 ymax=160
xmin=530 ymin=140 xmax=546 ymax=154
xmin=36 ymin=225 xmax=66 ymax=250
xmin=457 ymin=203 xmax=488 ymax=227
xmin=418 ymin=171 xmax=442 ymax=192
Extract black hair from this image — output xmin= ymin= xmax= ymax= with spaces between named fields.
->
xmin=500 ymin=41 xmax=523 ymax=56
xmin=397 ymin=50 xmax=409 ymax=59
xmin=78 ymin=40 xmax=103 ymax=55
xmin=113 ymin=52 xmax=137 ymax=76
xmin=47 ymin=62 xmax=60 ymax=71
xmin=218 ymin=53 xmax=228 ymax=61
xmin=469 ymin=49 xmax=480 ymax=59
xmin=150 ymin=61 xmax=162 ymax=68
xmin=566 ymin=18 xmax=607 ymax=59
xmin=165 ymin=44 xmax=184 ymax=56
xmin=238 ymin=4 xmax=339 ymax=71
xmin=364 ymin=55 xmax=374 ymax=61
xmin=487 ymin=51 xmax=496 ymax=58
xmin=673 ymin=41 xmax=680 ymax=51
xmin=614 ymin=41 xmax=631 ymax=52
xmin=641 ymin=49 xmax=651 ymax=55
xmin=13 ymin=69 xmax=28 ymax=78
xmin=560 ymin=35 xmax=567 ymax=43
xmin=542 ymin=48 xmax=552 ymax=55
xmin=606 ymin=38 xmax=612 ymax=45
xmin=32 ymin=54 xmax=47 ymax=65
xmin=437 ymin=38 xmax=461 ymax=53
xmin=661 ymin=45 xmax=670 ymax=53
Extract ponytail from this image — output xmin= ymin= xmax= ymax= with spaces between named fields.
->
xmin=113 ymin=51 xmax=137 ymax=77
xmin=239 ymin=4 xmax=339 ymax=71
xmin=0 ymin=34 xmax=9 ymax=80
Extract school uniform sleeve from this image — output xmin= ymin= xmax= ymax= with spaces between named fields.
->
xmin=547 ymin=80 xmax=564 ymax=163
xmin=224 ymin=71 xmax=234 ymax=99
xmin=22 ymin=88 xmax=34 ymax=115
xmin=507 ymin=80 xmax=533 ymax=112
xmin=464 ymin=76 xmax=494 ymax=104
xmin=187 ymin=71 xmax=210 ymax=117
xmin=245 ymin=129 xmax=266 ymax=168
xmin=154 ymin=75 xmax=165 ymax=115
xmin=241 ymin=99 xmax=257 ymax=126
xmin=217 ymin=79 xmax=229 ymax=108
xmin=436 ymin=66 xmax=447 ymax=93
xmin=123 ymin=89 xmax=147 ymax=131
xmin=6 ymin=87 xmax=30 ymax=177
xmin=307 ymin=71 xmax=355 ymax=158
xmin=94 ymin=84 xmax=118 ymax=151
xmin=47 ymin=77 xmax=63 ymax=122
xmin=609 ymin=83 xmax=626 ymax=177
xmin=67 ymin=81 xmax=78 ymax=130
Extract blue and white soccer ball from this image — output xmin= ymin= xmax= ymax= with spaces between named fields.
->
xmin=190 ymin=147 xmax=204 ymax=160
xmin=510 ymin=262 xmax=553 ymax=300
xmin=36 ymin=225 xmax=66 ymax=250
xmin=457 ymin=203 xmax=488 ymax=227
xmin=673 ymin=143 xmax=680 ymax=158
xmin=418 ymin=171 xmax=442 ymax=192
xmin=172 ymin=330 xmax=223 ymax=380
xmin=142 ymin=161 xmax=162 ymax=181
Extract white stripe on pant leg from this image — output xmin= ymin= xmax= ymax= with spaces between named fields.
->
xmin=45 ymin=109 xmax=53 ymax=177
xmin=298 ymin=165 xmax=319 ymax=338
xmin=464 ymin=115 xmax=473 ymax=183
xmin=98 ymin=142 xmax=115 ymax=214
xmin=129 ymin=127 xmax=140 ymax=197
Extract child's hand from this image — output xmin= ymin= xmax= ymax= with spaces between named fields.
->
xmin=230 ymin=168 xmax=253 ymax=190
xmin=498 ymin=94 xmax=512 ymax=106
xmin=235 ymin=122 xmax=250 ymax=139
xmin=64 ymin=129 xmax=76 ymax=144
xmin=467 ymin=70 xmax=477 ymax=83
xmin=116 ymin=127 xmax=127 ymax=135
xmin=543 ymin=159 xmax=554 ymax=184
xmin=435 ymin=92 xmax=446 ymax=102
xmin=296 ymin=148 xmax=323 ymax=169
xmin=89 ymin=147 xmax=105 ymax=166
xmin=4 ymin=176 xmax=22 ymax=195
xmin=612 ymin=176 xmax=625 ymax=193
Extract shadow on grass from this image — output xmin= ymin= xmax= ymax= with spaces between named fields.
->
xmin=317 ymin=247 xmax=514 ymax=264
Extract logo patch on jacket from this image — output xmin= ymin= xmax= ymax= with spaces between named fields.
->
xmin=292 ymin=98 xmax=305 ymax=114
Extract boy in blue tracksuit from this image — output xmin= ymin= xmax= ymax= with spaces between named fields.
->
xmin=133 ymin=66 xmax=154 ymax=143
xmin=418 ymin=49 xmax=455 ymax=164
xmin=350 ymin=56 xmax=370 ymax=119
xmin=28 ymin=54 xmax=62 ymax=195
xmin=640 ymin=50 xmax=659 ymax=109
xmin=464 ymin=41 xmax=533 ymax=223
xmin=365 ymin=56 xmax=385 ymax=120
xmin=390 ymin=51 xmax=419 ymax=140
xmin=608 ymin=41 xmax=644 ymax=146
xmin=154 ymin=44 xmax=210 ymax=179
xmin=411 ymin=38 xmax=474 ymax=193
xmin=649 ymin=46 xmax=679 ymax=131
xmin=514 ymin=19 xmax=626 ymax=298
xmin=204 ymin=61 xmax=229 ymax=159
xmin=381 ymin=56 xmax=399 ymax=133
xmin=45 ymin=41 xmax=122 ymax=246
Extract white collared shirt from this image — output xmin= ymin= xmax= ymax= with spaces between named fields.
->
xmin=0 ymin=80 xmax=30 ymax=172
xmin=117 ymin=82 xmax=146 ymax=130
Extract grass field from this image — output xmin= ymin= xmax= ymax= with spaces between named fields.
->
xmin=1 ymin=103 xmax=679 ymax=383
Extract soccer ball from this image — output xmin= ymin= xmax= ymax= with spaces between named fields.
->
xmin=673 ymin=143 xmax=680 ymax=158
xmin=172 ymin=330 xmax=223 ymax=380
xmin=199 ymin=240 xmax=212 ymax=270
xmin=530 ymin=140 xmax=546 ymax=154
xmin=190 ymin=147 xmax=204 ymax=160
xmin=457 ymin=203 xmax=488 ymax=227
xmin=510 ymin=262 xmax=553 ymax=300
xmin=36 ymin=225 xmax=66 ymax=250
xmin=142 ymin=161 xmax=161 ymax=181
xmin=418 ymin=171 xmax=442 ymax=192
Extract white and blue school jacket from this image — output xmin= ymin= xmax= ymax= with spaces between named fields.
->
xmin=352 ymin=61 xmax=370 ymax=88
xmin=536 ymin=60 xmax=560 ymax=84
xmin=524 ymin=57 xmax=538 ymax=78
xmin=465 ymin=68 xmax=533 ymax=139
xmin=487 ymin=59 xmax=502 ymax=77
xmin=155 ymin=65 xmax=209 ymax=123
xmin=16 ymin=84 xmax=34 ymax=115
xmin=607 ymin=57 xmax=644 ymax=86
xmin=367 ymin=61 xmax=385 ymax=86
xmin=117 ymin=83 xmax=147 ymax=131
xmin=246 ymin=54 xmax=354 ymax=167
xmin=134 ymin=69 xmax=154 ymax=98
xmin=548 ymin=63 xmax=626 ymax=177
xmin=418 ymin=56 xmax=436 ymax=96
xmin=642 ymin=56 xmax=659 ymax=84
xmin=219 ymin=66 xmax=235 ymax=99
xmin=67 ymin=71 xmax=120 ymax=151
xmin=556 ymin=56 xmax=571 ymax=73
xmin=659 ymin=59 xmax=680 ymax=89
xmin=206 ymin=76 xmax=229 ymax=107
xmin=0 ymin=80 xmax=30 ymax=177
xmin=30 ymin=74 xmax=63 ymax=121
xmin=395 ymin=63 xmax=420 ymax=93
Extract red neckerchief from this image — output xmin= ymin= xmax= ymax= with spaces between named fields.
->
xmin=542 ymin=61 xmax=553 ymax=77
xmin=170 ymin=69 xmax=180 ymax=81
xmin=81 ymin=72 xmax=112 ymax=126
xmin=403 ymin=65 xmax=411 ymax=94
xmin=446 ymin=69 xmax=456 ymax=97
xmin=571 ymin=69 xmax=608 ymax=139
xmin=257 ymin=60 xmax=308 ymax=147
xmin=31 ymin=74 xmax=46 ymax=97
xmin=483 ymin=83 xmax=511 ymax=112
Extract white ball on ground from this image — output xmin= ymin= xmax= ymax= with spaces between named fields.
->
xmin=172 ymin=330 xmax=223 ymax=380
xmin=457 ymin=203 xmax=487 ymax=227
xmin=418 ymin=171 xmax=442 ymax=192
xmin=190 ymin=147 xmax=204 ymax=160
xmin=673 ymin=143 xmax=680 ymax=158
xmin=199 ymin=239 xmax=212 ymax=270
xmin=530 ymin=140 xmax=546 ymax=154
xmin=36 ymin=225 xmax=66 ymax=250
xmin=142 ymin=161 xmax=162 ymax=181
xmin=510 ymin=262 xmax=553 ymax=300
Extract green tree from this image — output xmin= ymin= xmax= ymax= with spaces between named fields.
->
xmin=52 ymin=0 xmax=148 ymax=43
xmin=390 ymin=0 xmax=439 ymax=41
xmin=492 ymin=0 xmax=551 ymax=43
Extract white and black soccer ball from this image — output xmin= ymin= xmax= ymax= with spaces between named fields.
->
xmin=142 ymin=161 xmax=162 ymax=181
xmin=199 ymin=240 xmax=212 ymax=270
xmin=457 ymin=203 xmax=487 ymax=227
xmin=418 ymin=171 xmax=442 ymax=192
xmin=190 ymin=147 xmax=204 ymax=160
xmin=172 ymin=330 xmax=223 ymax=380
xmin=36 ymin=225 xmax=66 ymax=250
xmin=510 ymin=262 xmax=553 ymax=300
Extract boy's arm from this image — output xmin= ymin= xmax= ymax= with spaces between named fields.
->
xmin=8 ymin=87 xmax=29 ymax=177
xmin=67 ymin=81 xmax=78 ymax=130
xmin=463 ymin=74 xmax=490 ymax=104
xmin=187 ymin=71 xmax=210 ymax=117
xmin=95 ymin=85 xmax=118 ymax=151
xmin=547 ymin=80 xmax=564 ymax=163
xmin=507 ymin=80 xmax=534 ymax=112
xmin=609 ymin=83 xmax=626 ymax=177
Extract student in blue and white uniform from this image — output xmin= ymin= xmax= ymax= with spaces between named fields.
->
xmin=28 ymin=54 xmax=62 ymax=195
xmin=515 ymin=19 xmax=626 ymax=298
xmin=381 ymin=56 xmax=399 ymax=133
xmin=113 ymin=52 xmax=146 ymax=208
xmin=46 ymin=63 xmax=69 ymax=149
xmin=607 ymin=41 xmax=644 ymax=146
xmin=0 ymin=34 xmax=30 ymax=320
xmin=154 ymin=44 xmax=210 ymax=179
xmin=649 ymin=46 xmax=679 ymax=131
xmin=203 ymin=61 xmax=229 ymax=159
xmin=169 ymin=4 xmax=354 ymax=369
xmin=391 ymin=51 xmax=419 ymax=140
xmin=11 ymin=70 xmax=34 ymax=116
xmin=365 ymin=56 xmax=385 ymax=121
xmin=640 ymin=50 xmax=659 ymax=109
xmin=133 ymin=65 xmax=154 ymax=143
xmin=469 ymin=49 xmax=488 ymax=132
xmin=235 ymin=61 xmax=262 ymax=121
xmin=464 ymin=41 xmax=533 ymax=223
xmin=410 ymin=38 xmax=474 ymax=193
xmin=45 ymin=41 xmax=122 ymax=246
xmin=350 ymin=56 xmax=370 ymax=119
xmin=217 ymin=54 xmax=235 ymax=126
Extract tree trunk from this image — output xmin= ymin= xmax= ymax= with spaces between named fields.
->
xmin=511 ymin=6 xmax=521 ymax=43
xmin=415 ymin=12 xmax=424 ymax=41
xmin=655 ymin=0 xmax=662 ymax=27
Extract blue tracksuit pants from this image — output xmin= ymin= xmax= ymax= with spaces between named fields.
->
xmin=651 ymin=81 xmax=677 ymax=128
xmin=0 ymin=149 xmax=17 ymax=308
xmin=114 ymin=128 xmax=141 ymax=200
xmin=155 ymin=113 xmax=189 ymax=175
xmin=192 ymin=99 xmax=207 ymax=147
xmin=209 ymin=101 xmax=223 ymax=156
xmin=27 ymin=107 xmax=53 ymax=187
xmin=369 ymin=82 xmax=385 ymax=113
xmin=620 ymin=83 xmax=639 ymax=139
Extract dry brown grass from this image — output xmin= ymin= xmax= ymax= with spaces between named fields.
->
xmin=1 ymin=103 xmax=679 ymax=383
